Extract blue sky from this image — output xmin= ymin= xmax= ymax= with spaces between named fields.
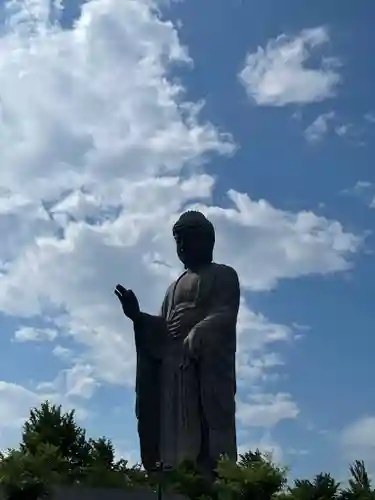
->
xmin=0 ymin=0 xmax=375 ymax=481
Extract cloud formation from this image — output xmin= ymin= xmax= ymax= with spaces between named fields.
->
xmin=239 ymin=27 xmax=341 ymax=106
xmin=304 ymin=112 xmax=354 ymax=143
xmin=237 ymin=392 xmax=299 ymax=427
xmin=304 ymin=112 xmax=336 ymax=143
xmin=341 ymin=416 xmax=375 ymax=463
xmin=14 ymin=326 xmax=58 ymax=342
xmin=0 ymin=0 xmax=361 ymax=453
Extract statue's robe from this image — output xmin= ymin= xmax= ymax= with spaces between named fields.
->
xmin=134 ymin=263 xmax=239 ymax=473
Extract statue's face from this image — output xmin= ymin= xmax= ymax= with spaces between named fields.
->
xmin=174 ymin=225 xmax=212 ymax=268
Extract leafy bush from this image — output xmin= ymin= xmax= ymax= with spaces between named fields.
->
xmin=0 ymin=401 xmax=374 ymax=500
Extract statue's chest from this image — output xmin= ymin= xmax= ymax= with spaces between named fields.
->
xmin=166 ymin=267 xmax=214 ymax=340
xmin=173 ymin=272 xmax=200 ymax=307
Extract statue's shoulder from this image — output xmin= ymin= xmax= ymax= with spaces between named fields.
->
xmin=164 ymin=271 xmax=187 ymax=296
xmin=164 ymin=281 xmax=176 ymax=298
xmin=211 ymin=263 xmax=239 ymax=283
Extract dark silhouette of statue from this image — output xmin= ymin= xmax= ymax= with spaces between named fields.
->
xmin=115 ymin=211 xmax=240 ymax=478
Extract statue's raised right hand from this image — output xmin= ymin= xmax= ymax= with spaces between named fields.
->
xmin=114 ymin=284 xmax=141 ymax=322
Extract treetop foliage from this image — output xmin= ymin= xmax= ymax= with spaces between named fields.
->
xmin=0 ymin=401 xmax=373 ymax=500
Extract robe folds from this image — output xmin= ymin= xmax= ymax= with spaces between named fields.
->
xmin=133 ymin=263 xmax=240 ymax=472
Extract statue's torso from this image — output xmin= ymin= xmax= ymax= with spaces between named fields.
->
xmin=167 ymin=266 xmax=212 ymax=341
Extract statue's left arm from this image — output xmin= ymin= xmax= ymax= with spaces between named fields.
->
xmin=186 ymin=265 xmax=240 ymax=355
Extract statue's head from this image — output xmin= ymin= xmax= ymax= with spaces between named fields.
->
xmin=172 ymin=210 xmax=215 ymax=269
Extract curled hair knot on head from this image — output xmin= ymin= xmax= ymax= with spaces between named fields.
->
xmin=172 ymin=210 xmax=215 ymax=242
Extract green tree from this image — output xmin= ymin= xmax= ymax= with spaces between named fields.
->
xmin=216 ymin=449 xmax=287 ymax=500
xmin=0 ymin=444 xmax=65 ymax=499
xmin=340 ymin=461 xmax=375 ymax=500
xmin=164 ymin=460 xmax=216 ymax=500
xmin=82 ymin=438 xmax=136 ymax=488
xmin=6 ymin=400 xmax=375 ymax=500
xmin=238 ymin=450 xmax=265 ymax=468
xmin=88 ymin=437 xmax=115 ymax=468
xmin=21 ymin=401 xmax=90 ymax=482
xmin=290 ymin=473 xmax=341 ymax=500
xmin=7 ymin=400 xmax=144 ymax=493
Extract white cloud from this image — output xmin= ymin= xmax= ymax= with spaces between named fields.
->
xmin=0 ymin=0 xmax=361 ymax=448
xmin=114 ymin=444 xmax=140 ymax=466
xmin=236 ymin=300 xmax=291 ymax=386
xmin=342 ymin=181 xmax=375 ymax=208
xmin=237 ymin=392 xmax=299 ymax=427
xmin=342 ymin=181 xmax=373 ymax=197
xmin=335 ymin=123 xmax=351 ymax=137
xmin=52 ymin=345 xmax=73 ymax=360
xmin=304 ymin=112 xmax=335 ymax=143
xmin=354 ymin=181 xmax=373 ymax=191
xmin=14 ymin=326 xmax=57 ymax=342
xmin=237 ymin=299 xmax=292 ymax=350
xmin=237 ymin=351 xmax=284 ymax=386
xmin=37 ymin=364 xmax=99 ymax=400
xmin=341 ymin=416 xmax=375 ymax=461
xmin=239 ymin=27 xmax=341 ymax=106
xmin=0 ymin=378 xmax=91 ymax=450
xmin=238 ymin=433 xmax=284 ymax=464
xmin=304 ymin=112 xmax=353 ymax=143
xmin=0 ymin=382 xmax=41 ymax=430
xmin=364 ymin=112 xmax=375 ymax=124
xmin=200 ymin=192 xmax=360 ymax=291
